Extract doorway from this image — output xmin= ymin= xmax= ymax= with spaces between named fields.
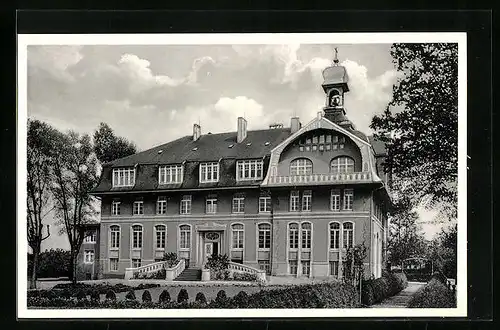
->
xmin=203 ymin=231 xmax=221 ymax=265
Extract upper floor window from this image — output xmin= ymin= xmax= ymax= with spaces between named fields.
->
xmin=110 ymin=225 xmax=120 ymax=249
xmin=84 ymin=230 xmax=97 ymax=244
xmin=133 ymin=201 xmax=144 ymax=215
xmin=259 ymin=196 xmax=271 ymax=213
xmin=331 ymin=156 xmax=355 ymax=174
xmin=231 ymin=223 xmax=244 ymax=250
xmin=112 ymin=168 xmax=135 ymax=187
xmin=344 ymin=189 xmax=354 ymax=211
xmin=155 ymin=225 xmax=166 ymax=249
xmin=206 ymin=195 xmax=217 ymax=214
xmin=111 ymin=200 xmax=121 ymax=216
xmin=329 ymin=222 xmax=340 ymax=249
xmin=179 ymin=225 xmax=191 ymax=249
xmin=232 ymin=195 xmax=245 ymax=213
xmin=302 ymin=190 xmax=312 ymax=211
xmin=290 ymin=191 xmax=300 ymax=212
xmin=298 ymin=132 xmax=346 ymax=152
xmin=343 ymin=222 xmax=354 ymax=249
xmin=180 ymin=195 xmax=192 ymax=215
xmin=237 ymin=160 xmax=264 ymax=181
xmin=290 ymin=158 xmax=313 ymax=176
xmin=132 ymin=225 xmax=143 ymax=249
xmin=159 ymin=165 xmax=183 ymax=184
xmin=258 ymin=223 xmax=271 ymax=249
xmin=157 ymin=196 xmax=167 ymax=215
xmin=331 ymin=189 xmax=341 ymax=211
xmin=200 ymin=162 xmax=219 ymax=183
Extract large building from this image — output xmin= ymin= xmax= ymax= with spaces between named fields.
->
xmin=85 ymin=57 xmax=392 ymax=280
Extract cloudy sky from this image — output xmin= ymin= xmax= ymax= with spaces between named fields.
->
xmin=26 ymin=43 xmax=443 ymax=250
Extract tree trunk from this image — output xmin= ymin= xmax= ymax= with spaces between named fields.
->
xmin=71 ymin=249 xmax=78 ymax=285
xmin=30 ymin=248 xmax=39 ymax=290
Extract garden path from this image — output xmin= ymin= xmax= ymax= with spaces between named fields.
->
xmin=370 ymin=282 xmax=425 ymax=308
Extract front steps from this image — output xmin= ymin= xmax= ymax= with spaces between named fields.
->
xmin=175 ymin=268 xmax=202 ymax=281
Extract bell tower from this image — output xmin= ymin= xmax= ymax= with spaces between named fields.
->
xmin=321 ymin=48 xmax=354 ymax=130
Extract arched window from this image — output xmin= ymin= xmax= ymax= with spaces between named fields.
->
xmin=110 ymin=225 xmax=120 ymax=249
xmin=258 ymin=223 xmax=271 ymax=249
xmin=343 ymin=222 xmax=354 ymax=249
xmin=179 ymin=225 xmax=191 ymax=249
xmin=231 ymin=223 xmax=244 ymax=250
xmin=132 ymin=225 xmax=143 ymax=249
xmin=329 ymin=222 xmax=340 ymax=249
xmin=290 ymin=158 xmax=313 ymax=176
xmin=154 ymin=225 xmax=166 ymax=249
xmin=301 ymin=222 xmax=312 ymax=249
xmin=288 ymin=223 xmax=299 ymax=249
xmin=331 ymin=156 xmax=355 ymax=173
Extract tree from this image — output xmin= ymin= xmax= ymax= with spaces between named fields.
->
xmin=426 ymin=224 xmax=457 ymax=279
xmin=93 ymin=122 xmax=137 ymax=164
xmin=27 ymin=119 xmax=57 ymax=288
xmin=50 ymin=130 xmax=99 ymax=284
xmin=371 ymin=43 xmax=458 ymax=219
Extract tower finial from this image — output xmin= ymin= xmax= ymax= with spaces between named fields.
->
xmin=333 ymin=47 xmax=339 ymax=65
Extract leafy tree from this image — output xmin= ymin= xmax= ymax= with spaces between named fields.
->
xmin=50 ymin=130 xmax=99 ymax=284
xmin=27 ymin=119 xmax=58 ymax=288
xmin=93 ymin=122 xmax=137 ymax=164
xmin=371 ymin=43 xmax=458 ymax=218
xmin=426 ymin=224 xmax=457 ymax=279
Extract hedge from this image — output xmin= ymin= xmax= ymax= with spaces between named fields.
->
xmin=28 ymin=281 xmax=360 ymax=309
xmin=407 ymin=278 xmax=456 ymax=308
xmin=361 ymin=270 xmax=408 ymax=306
xmin=29 ymin=283 xmax=160 ymax=300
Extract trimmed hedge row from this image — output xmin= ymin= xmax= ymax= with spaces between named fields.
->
xmin=28 ymin=283 xmax=161 ymax=300
xmin=28 ymin=282 xmax=360 ymax=309
xmin=407 ymin=278 xmax=456 ymax=308
xmin=361 ymin=270 xmax=408 ymax=306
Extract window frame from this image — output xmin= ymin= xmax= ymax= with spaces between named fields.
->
xmin=156 ymin=196 xmax=167 ymax=215
xmin=289 ymin=190 xmax=300 ymax=212
xmin=301 ymin=222 xmax=312 ymax=250
xmin=302 ymin=190 xmax=312 ymax=212
xmin=154 ymin=224 xmax=166 ymax=250
xmin=232 ymin=196 xmax=245 ymax=213
xmin=158 ymin=164 xmax=183 ymax=184
xmin=179 ymin=224 xmax=192 ymax=251
xmin=259 ymin=196 xmax=271 ymax=213
xmin=236 ymin=159 xmax=264 ymax=181
xmin=344 ymin=189 xmax=354 ymax=211
xmin=131 ymin=258 xmax=142 ymax=268
xmin=133 ymin=201 xmax=144 ymax=215
xmin=330 ymin=156 xmax=355 ymax=174
xmin=330 ymin=189 xmax=341 ymax=211
xmin=231 ymin=223 xmax=244 ymax=250
xmin=343 ymin=221 xmax=355 ymax=249
xmin=290 ymin=158 xmax=313 ymax=176
xmin=111 ymin=201 xmax=121 ymax=216
xmin=288 ymin=222 xmax=299 ymax=250
xmin=329 ymin=222 xmax=341 ymax=250
xmin=109 ymin=225 xmax=120 ymax=250
xmin=109 ymin=258 xmax=119 ymax=272
xmin=84 ymin=250 xmax=95 ymax=264
xmin=180 ymin=195 xmax=192 ymax=215
xmin=257 ymin=223 xmax=271 ymax=250
xmin=112 ymin=168 xmax=136 ymax=187
xmin=84 ymin=230 xmax=97 ymax=244
xmin=131 ymin=224 xmax=143 ymax=250
xmin=206 ymin=196 xmax=218 ymax=214
xmin=199 ymin=162 xmax=220 ymax=183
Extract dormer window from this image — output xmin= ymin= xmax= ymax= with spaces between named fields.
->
xmin=112 ymin=168 xmax=135 ymax=187
xmin=236 ymin=160 xmax=263 ymax=181
xmin=200 ymin=162 xmax=219 ymax=183
xmin=159 ymin=165 xmax=183 ymax=184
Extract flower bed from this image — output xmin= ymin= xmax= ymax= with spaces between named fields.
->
xmin=407 ymin=278 xmax=456 ymax=308
xmin=361 ymin=270 xmax=408 ymax=306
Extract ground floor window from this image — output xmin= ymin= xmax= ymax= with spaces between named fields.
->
xmin=132 ymin=258 xmax=142 ymax=268
xmin=110 ymin=258 xmax=119 ymax=271
xmin=301 ymin=261 xmax=311 ymax=276
xmin=84 ymin=250 xmax=94 ymax=264
xmin=258 ymin=260 xmax=271 ymax=275
xmin=289 ymin=260 xmax=298 ymax=275
xmin=329 ymin=261 xmax=339 ymax=277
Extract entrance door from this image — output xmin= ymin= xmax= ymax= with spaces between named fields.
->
xmin=212 ymin=242 xmax=219 ymax=256
xmin=204 ymin=242 xmax=213 ymax=262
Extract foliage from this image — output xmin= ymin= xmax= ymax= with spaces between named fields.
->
xmin=93 ymin=122 xmax=137 ymax=164
xmin=105 ymin=290 xmax=116 ymax=301
xmin=361 ymin=270 xmax=408 ymax=306
xmin=133 ymin=268 xmax=166 ymax=280
xmin=125 ymin=290 xmax=136 ymax=301
xmin=42 ymin=283 xmax=159 ymax=299
xmin=343 ymin=243 xmax=367 ymax=287
xmin=408 ymin=278 xmax=456 ymax=308
xmin=141 ymin=290 xmax=152 ymax=302
xmin=215 ymin=290 xmax=227 ymax=303
xmin=426 ymin=224 xmax=457 ymax=279
xmin=387 ymin=211 xmax=427 ymax=268
xmin=28 ymin=248 xmax=71 ymax=279
xmin=90 ymin=290 xmax=100 ymax=302
xmin=159 ymin=290 xmax=171 ymax=303
xmin=232 ymin=291 xmax=249 ymax=308
xmin=232 ymin=272 xmax=258 ymax=282
xmin=162 ymin=252 xmax=179 ymax=268
xmin=195 ymin=292 xmax=207 ymax=304
xmin=74 ymin=289 xmax=87 ymax=301
xmin=177 ymin=289 xmax=189 ymax=303
xmin=206 ymin=254 xmax=230 ymax=280
xmin=370 ymin=43 xmax=458 ymax=218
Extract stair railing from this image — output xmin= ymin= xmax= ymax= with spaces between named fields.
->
xmin=166 ymin=258 xmax=186 ymax=281
xmin=228 ymin=261 xmax=267 ymax=282
xmin=124 ymin=260 xmax=166 ymax=280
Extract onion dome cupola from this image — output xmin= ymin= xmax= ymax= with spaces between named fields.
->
xmin=321 ymin=48 xmax=354 ymax=130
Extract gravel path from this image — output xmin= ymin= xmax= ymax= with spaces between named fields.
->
xmin=370 ymin=282 xmax=426 ymax=308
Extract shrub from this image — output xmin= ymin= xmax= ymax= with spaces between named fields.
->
xmin=408 ymin=278 xmax=456 ymax=308
xmin=215 ymin=290 xmax=227 ymax=302
xmin=163 ymin=252 xmax=179 ymax=268
xmin=232 ymin=291 xmax=249 ymax=308
xmin=74 ymin=289 xmax=87 ymax=301
xmin=206 ymin=254 xmax=229 ymax=272
xmin=105 ymin=290 xmax=116 ymax=301
xmin=232 ymin=272 xmax=258 ymax=282
xmin=195 ymin=292 xmax=207 ymax=304
xmin=159 ymin=290 xmax=171 ymax=303
xmin=177 ymin=289 xmax=189 ymax=303
xmin=142 ymin=290 xmax=152 ymax=302
xmin=361 ymin=271 xmax=408 ymax=306
xmin=90 ymin=290 xmax=100 ymax=302
xmin=125 ymin=290 xmax=136 ymax=301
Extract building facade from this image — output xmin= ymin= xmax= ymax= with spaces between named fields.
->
xmin=88 ymin=59 xmax=391 ymax=280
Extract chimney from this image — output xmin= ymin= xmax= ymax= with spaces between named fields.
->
xmin=291 ymin=117 xmax=301 ymax=134
xmin=237 ymin=117 xmax=247 ymax=143
xmin=193 ymin=123 xmax=201 ymax=141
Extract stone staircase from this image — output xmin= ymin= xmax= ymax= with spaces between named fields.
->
xmin=175 ymin=267 xmax=202 ymax=281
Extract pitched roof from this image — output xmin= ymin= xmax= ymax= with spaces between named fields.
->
xmin=368 ymin=135 xmax=388 ymax=156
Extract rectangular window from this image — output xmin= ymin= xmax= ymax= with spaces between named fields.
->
xmin=180 ymin=226 xmax=191 ymax=249
xmin=312 ymin=145 xmax=318 ymax=151
xmin=329 ymin=261 xmax=339 ymax=277
xmin=84 ymin=230 xmax=97 ymax=243
xmin=155 ymin=226 xmax=166 ymax=249
xmin=319 ymin=145 xmax=324 ymax=151
xmin=326 ymin=135 xmax=332 ymax=143
xmin=84 ymin=250 xmax=95 ymax=264
xmin=289 ymin=225 xmax=299 ymax=249
xmin=299 ymin=146 xmax=304 ymax=152
xmin=258 ymin=224 xmax=271 ymax=249
xmin=301 ymin=261 xmax=311 ymax=276
xmin=200 ymin=162 xmax=219 ymax=183
xmin=132 ymin=259 xmax=141 ymax=268
xmin=180 ymin=195 xmax=192 ymax=214
xmin=258 ymin=260 xmax=271 ymax=275
xmin=111 ymin=201 xmax=121 ymax=216
xmin=305 ymin=137 xmax=312 ymax=144
xmin=206 ymin=197 xmax=218 ymax=214
xmin=232 ymin=197 xmax=245 ymax=213
xmin=110 ymin=226 xmax=120 ymax=249
xmin=259 ymin=196 xmax=271 ymax=213
xmin=236 ymin=160 xmax=264 ymax=181
xmin=331 ymin=189 xmax=341 ymax=211
xmin=133 ymin=201 xmax=144 ymax=215
xmin=330 ymin=225 xmax=340 ymax=249
xmin=157 ymin=196 xmax=167 ymax=215
xmin=312 ymin=136 xmax=318 ymax=144
xmin=112 ymin=168 xmax=135 ymax=187
xmin=132 ymin=226 xmax=143 ymax=249
xmin=289 ymin=260 xmax=298 ymax=275
xmin=159 ymin=165 xmax=183 ymax=184
xmin=232 ymin=225 xmax=244 ymax=249
xmin=301 ymin=226 xmax=311 ymax=249
xmin=290 ymin=190 xmax=299 ymax=212
xmin=305 ymin=146 xmax=311 ymax=151
xmin=302 ymin=190 xmax=312 ymax=211
xmin=319 ymin=135 xmax=325 ymax=144
xmin=326 ymin=144 xmax=331 ymax=151
xmin=110 ymin=258 xmax=119 ymax=271
xmin=344 ymin=189 xmax=354 ymax=211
